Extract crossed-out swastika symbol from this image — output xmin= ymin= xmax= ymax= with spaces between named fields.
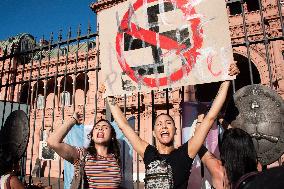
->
xmin=116 ymin=0 xmax=203 ymax=88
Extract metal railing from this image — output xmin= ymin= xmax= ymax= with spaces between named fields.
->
xmin=0 ymin=0 xmax=283 ymax=188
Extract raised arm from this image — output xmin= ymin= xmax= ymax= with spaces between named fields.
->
xmin=187 ymin=81 xmax=230 ymax=158
xmin=107 ymin=97 xmax=149 ymax=158
xmin=199 ymin=147 xmax=228 ymax=189
xmin=187 ymin=62 xmax=239 ymax=158
xmin=47 ymin=112 xmax=82 ymax=163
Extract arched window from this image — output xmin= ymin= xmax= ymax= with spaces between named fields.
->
xmin=195 ymin=53 xmax=261 ymax=102
xmin=37 ymin=94 xmax=45 ymax=109
xmin=32 ymin=81 xmax=44 ymax=109
xmin=246 ymin=0 xmax=259 ymax=12
xmin=61 ymin=91 xmax=71 ymax=106
xmin=59 ymin=76 xmax=73 ymax=106
xmin=227 ymin=0 xmax=259 ymax=15
xmin=228 ymin=1 xmax=242 ymax=15
xmin=61 ymin=47 xmax=68 ymax=56
xmin=88 ymin=41 xmax=96 ymax=49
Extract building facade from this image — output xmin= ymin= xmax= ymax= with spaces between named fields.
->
xmin=0 ymin=0 xmax=283 ymax=184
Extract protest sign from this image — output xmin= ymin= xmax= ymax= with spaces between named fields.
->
xmin=99 ymin=0 xmax=234 ymax=95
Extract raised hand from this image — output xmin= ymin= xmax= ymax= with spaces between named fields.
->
xmin=228 ymin=62 xmax=240 ymax=76
xmin=72 ymin=111 xmax=83 ymax=125
xmin=47 ymin=111 xmax=83 ymax=163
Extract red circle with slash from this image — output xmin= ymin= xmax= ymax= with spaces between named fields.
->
xmin=116 ymin=0 xmax=203 ymax=87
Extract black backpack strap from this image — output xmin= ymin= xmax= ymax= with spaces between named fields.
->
xmin=234 ymin=171 xmax=258 ymax=189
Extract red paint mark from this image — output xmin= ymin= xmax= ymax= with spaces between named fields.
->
xmin=116 ymin=0 xmax=203 ymax=87
xmin=207 ymin=53 xmax=222 ymax=77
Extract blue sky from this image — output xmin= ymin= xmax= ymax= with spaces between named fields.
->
xmin=0 ymin=0 xmax=97 ymax=42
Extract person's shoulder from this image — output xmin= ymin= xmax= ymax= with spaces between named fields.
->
xmin=75 ymin=146 xmax=86 ymax=152
xmin=175 ymin=142 xmax=191 ymax=157
xmin=75 ymin=147 xmax=87 ymax=155
xmin=176 ymin=141 xmax=190 ymax=151
xmin=9 ymin=175 xmax=25 ymax=189
xmin=170 ymin=143 xmax=193 ymax=164
xmin=72 ymin=147 xmax=88 ymax=164
xmin=145 ymin=144 xmax=156 ymax=152
xmin=143 ymin=144 xmax=158 ymax=163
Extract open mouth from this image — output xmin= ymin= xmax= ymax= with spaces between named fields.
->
xmin=97 ymin=132 xmax=104 ymax=138
xmin=160 ymin=130 xmax=170 ymax=138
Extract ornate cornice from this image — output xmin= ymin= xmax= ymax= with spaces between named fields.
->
xmin=90 ymin=0 xmax=128 ymax=13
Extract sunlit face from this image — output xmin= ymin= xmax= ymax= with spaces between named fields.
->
xmin=92 ymin=121 xmax=112 ymax=145
xmin=154 ymin=114 xmax=176 ymax=145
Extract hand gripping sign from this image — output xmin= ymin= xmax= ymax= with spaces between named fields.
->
xmin=99 ymin=0 xmax=234 ymax=96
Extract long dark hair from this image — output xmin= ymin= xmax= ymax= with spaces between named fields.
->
xmin=220 ymin=128 xmax=257 ymax=186
xmin=86 ymin=119 xmax=121 ymax=167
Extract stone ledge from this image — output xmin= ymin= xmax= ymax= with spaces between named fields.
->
xmin=90 ymin=0 xmax=128 ymax=13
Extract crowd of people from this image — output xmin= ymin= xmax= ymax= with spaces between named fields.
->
xmin=47 ymin=62 xmax=249 ymax=189
xmin=1 ymin=62 xmax=283 ymax=189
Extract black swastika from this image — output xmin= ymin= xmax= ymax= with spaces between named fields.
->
xmin=123 ymin=2 xmax=191 ymax=76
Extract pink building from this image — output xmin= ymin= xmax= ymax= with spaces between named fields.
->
xmin=0 ymin=0 xmax=283 ymax=185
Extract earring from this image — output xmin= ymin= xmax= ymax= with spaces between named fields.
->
xmin=87 ymin=134 xmax=91 ymax=140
